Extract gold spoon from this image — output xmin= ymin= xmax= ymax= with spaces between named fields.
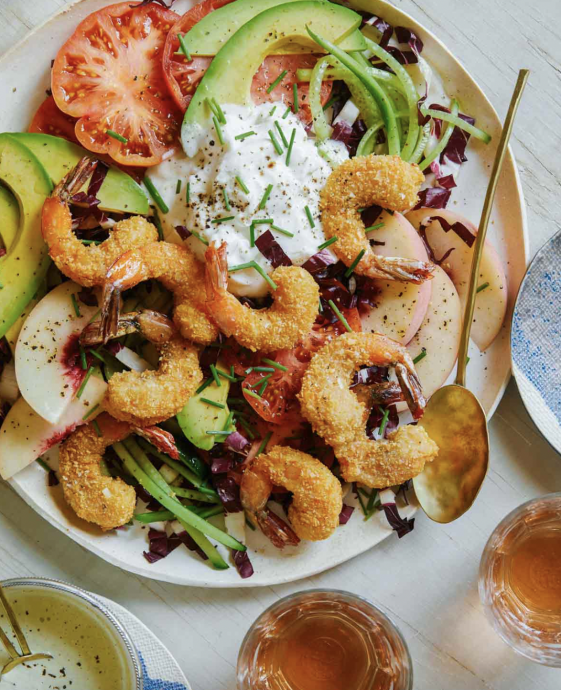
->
xmin=0 ymin=583 xmax=53 ymax=678
xmin=412 ymin=69 xmax=530 ymax=523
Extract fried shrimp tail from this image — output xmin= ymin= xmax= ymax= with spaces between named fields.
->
xmin=59 ymin=413 xmax=136 ymax=531
xmin=204 ymin=242 xmax=319 ymax=352
xmin=298 ymin=332 xmax=439 ymax=488
xmin=41 ymin=157 xmax=158 ymax=287
xmin=92 ymin=310 xmax=203 ymax=427
xmin=100 ymin=241 xmax=218 ymax=345
xmin=241 ymin=446 xmax=343 ymax=543
xmin=320 ymin=154 xmax=435 ymax=283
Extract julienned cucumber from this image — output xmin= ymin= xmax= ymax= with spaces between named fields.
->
xmin=420 ymin=106 xmax=492 ymax=144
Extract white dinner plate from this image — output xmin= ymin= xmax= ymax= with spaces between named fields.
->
xmin=0 ymin=0 xmax=528 ymax=587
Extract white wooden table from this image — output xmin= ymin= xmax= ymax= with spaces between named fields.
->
xmin=1 ymin=1 xmax=561 ymax=688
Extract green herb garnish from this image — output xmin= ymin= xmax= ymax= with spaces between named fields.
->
xmin=235 ymin=131 xmax=256 ymax=141
xmin=175 ymin=179 xmax=181 ymax=194
xmin=476 ymin=282 xmax=490 ymax=293
xmin=71 ymin=293 xmax=81 ymax=317
xmin=268 ymin=129 xmax=283 ymax=155
xmin=267 ymin=69 xmax=288 ymax=94
xmin=209 ymin=364 xmax=221 ymax=387
xmin=212 ymin=216 xmax=235 ymax=224
xmin=82 ymin=403 xmax=100 ymax=421
xmin=285 ymin=128 xmax=296 ymax=165
xmin=413 ymin=349 xmax=427 ymax=365
xmin=178 ymin=33 xmax=192 ymax=62
xmin=196 ymin=378 xmax=212 ymax=395
xmin=344 ymin=249 xmax=366 ymax=277
xmin=304 ymin=205 xmax=315 ymax=228
xmin=292 ymin=83 xmax=299 ymax=112
xmin=256 ymin=431 xmax=272 ymax=456
xmin=106 ymin=129 xmax=128 ymax=144
xmin=200 ymin=398 xmax=226 ymax=409
xmin=235 ymin=176 xmax=250 ymax=194
xmin=229 ymin=261 xmax=277 ymax=290
xmin=261 ymin=358 xmax=287 ymax=372
xmin=270 ymin=224 xmax=294 ymax=237
xmin=317 ymin=236 xmax=337 ymax=250
xmin=144 ymin=178 xmax=169 ymax=214
xmin=213 ymin=115 xmax=225 ymax=146
xmin=274 ymin=120 xmax=289 ymax=148
xmin=191 ymin=231 xmax=209 ymax=246
xmin=364 ymin=222 xmax=385 ymax=233
xmin=222 ymin=187 xmax=231 ymax=211
xmin=76 ymin=366 xmax=94 ymax=399
xmin=259 ymin=184 xmax=273 ymax=209
xmin=327 ymin=300 xmax=352 ymax=333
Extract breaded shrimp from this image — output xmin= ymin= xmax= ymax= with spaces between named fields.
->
xmin=298 ymin=332 xmax=439 ymax=488
xmin=85 ymin=310 xmax=202 ymax=427
xmin=320 ymin=154 xmax=435 ymax=283
xmin=41 ymin=157 xmax=158 ymax=287
xmin=100 ymin=241 xmax=218 ymax=345
xmin=204 ymin=242 xmax=319 ymax=352
xmin=59 ymin=414 xmax=136 ymax=531
xmin=241 ymin=446 xmax=343 ymax=543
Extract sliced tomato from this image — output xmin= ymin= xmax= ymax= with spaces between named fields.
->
xmin=29 ymin=96 xmax=79 ymax=143
xmin=162 ymin=5 xmax=332 ymax=123
xmin=51 ymin=2 xmax=182 ymax=167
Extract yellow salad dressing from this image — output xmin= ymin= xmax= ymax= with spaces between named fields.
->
xmin=0 ymin=586 xmax=136 ymax=689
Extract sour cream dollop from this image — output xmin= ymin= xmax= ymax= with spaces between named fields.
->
xmin=147 ymin=103 xmax=347 ymax=297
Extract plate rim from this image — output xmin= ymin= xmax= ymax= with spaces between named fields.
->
xmin=2 ymin=0 xmax=528 ymax=587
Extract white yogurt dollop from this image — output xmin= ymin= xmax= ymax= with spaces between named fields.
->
xmin=147 ymin=103 xmax=347 ymax=297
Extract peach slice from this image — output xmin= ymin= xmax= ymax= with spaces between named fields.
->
xmin=406 ymin=208 xmax=507 ymax=351
xmin=0 ymin=374 xmax=106 ymax=480
xmin=15 ymin=281 xmax=99 ymax=423
xmin=360 ymin=211 xmax=432 ymax=344
xmin=406 ymin=266 xmax=462 ymax=401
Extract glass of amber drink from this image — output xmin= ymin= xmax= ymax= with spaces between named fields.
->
xmin=237 ymin=590 xmax=412 ymax=690
xmin=479 ymin=493 xmax=561 ymax=666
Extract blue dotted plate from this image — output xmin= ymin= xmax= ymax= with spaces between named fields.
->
xmin=512 ymin=229 xmax=561 ymax=454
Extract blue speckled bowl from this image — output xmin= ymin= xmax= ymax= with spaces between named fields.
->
xmin=511 ymin=229 xmax=561 ymax=454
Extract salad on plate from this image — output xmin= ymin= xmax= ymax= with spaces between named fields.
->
xmin=0 ymin=0 xmax=507 ymax=579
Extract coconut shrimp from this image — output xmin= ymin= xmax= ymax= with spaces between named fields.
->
xmin=41 ymin=157 xmax=158 ymax=287
xmin=241 ymin=446 xmax=343 ymax=543
xmin=100 ymin=241 xmax=218 ymax=346
xmin=204 ymin=242 xmax=319 ymax=352
xmin=84 ymin=310 xmax=202 ymax=427
xmin=59 ymin=413 xmax=136 ymax=531
xmin=320 ymin=154 xmax=434 ymax=283
xmin=298 ymin=332 xmax=439 ymax=488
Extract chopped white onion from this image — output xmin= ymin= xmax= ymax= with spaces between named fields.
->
xmin=379 ymin=488 xmax=396 ymax=505
xmin=159 ymin=463 xmax=179 ymax=485
xmin=333 ymin=99 xmax=360 ymax=127
xmin=115 ymin=347 xmax=153 ymax=373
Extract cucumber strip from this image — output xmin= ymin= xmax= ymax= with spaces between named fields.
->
xmin=135 ymin=505 xmax=224 ymax=524
xmin=409 ymin=123 xmax=432 ymax=165
xmin=112 ymin=442 xmax=245 ymax=551
xmin=335 ymin=60 xmax=382 ymax=127
xmin=356 ymin=121 xmax=384 ymax=156
xmin=173 ymin=487 xmax=221 ymax=504
xmin=306 ymin=27 xmax=400 ymax=156
xmin=420 ymin=105 xmax=492 ymax=144
xmin=419 ymin=99 xmax=460 ymax=171
xmin=309 ymin=57 xmax=333 ymax=141
xmin=297 ymin=65 xmax=405 ymax=95
xmin=136 ymin=437 xmax=205 ymax=489
xmin=176 ymin=518 xmax=229 ymax=570
xmin=362 ymin=36 xmax=420 ymax=161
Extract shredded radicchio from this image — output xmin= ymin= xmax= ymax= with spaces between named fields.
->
xmin=419 ymin=215 xmax=475 ymax=262
xmin=88 ymin=161 xmax=109 ymax=198
xmin=48 ymin=470 xmax=60 ymax=487
xmin=233 ymin=550 xmax=254 ymax=579
xmin=175 ymin=225 xmax=191 ymax=241
xmin=77 ymin=287 xmax=98 ymax=307
xmin=380 ymin=501 xmax=415 ymax=538
xmin=360 ymin=13 xmax=392 ymax=48
xmin=339 ymin=504 xmax=355 ymax=525
xmin=414 ymin=187 xmax=451 ymax=210
xmin=366 ymin=405 xmax=399 ymax=440
xmin=210 ymin=456 xmax=235 ymax=475
xmin=301 ymin=249 xmax=338 ymax=274
xmin=395 ymin=26 xmax=424 ymax=58
xmin=225 ymin=431 xmax=250 ymax=454
xmin=143 ymin=528 xmax=208 ymax=564
xmin=351 ymin=365 xmax=388 ymax=387
xmin=331 ymin=119 xmax=367 ymax=157
xmin=255 ymin=230 xmax=292 ymax=268
xmin=213 ymin=475 xmax=242 ymax=513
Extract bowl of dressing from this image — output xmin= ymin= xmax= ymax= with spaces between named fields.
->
xmin=0 ymin=577 xmax=142 ymax=689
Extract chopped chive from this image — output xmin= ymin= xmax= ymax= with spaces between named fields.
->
xmin=230 ymin=365 xmax=235 ymax=377
xmin=344 ymin=249 xmax=366 ymax=277
xmin=318 ymin=298 xmax=323 ymax=313
xmin=215 ymin=367 xmax=237 ymax=382
xmin=258 ymin=380 xmax=269 ymax=396
xmin=106 ymin=129 xmax=128 ymax=144
xmin=89 ymin=349 xmax=107 ymax=364
xmin=282 ymin=106 xmax=291 ymax=119
xmin=175 ymin=179 xmax=181 ymax=194
xmin=76 ymin=366 xmax=94 ymax=399
xmin=36 ymin=457 xmax=50 ymax=472
xmin=70 ymin=293 xmax=81 ymax=317
xmin=244 ymin=388 xmax=262 ymax=401
xmin=270 ymin=224 xmax=294 ymax=237
xmin=227 ymin=397 xmax=245 ymax=404
xmin=213 ymin=115 xmax=225 ymax=145
xmin=238 ymin=417 xmax=256 ymax=440
xmin=269 ymin=106 xmax=277 ymax=116
xmin=356 ymin=488 xmax=369 ymax=516
xmin=327 ymin=300 xmax=352 ymax=333
xmin=186 ymin=181 xmax=190 ymax=204
xmin=249 ymin=224 xmax=255 ymax=247
xmin=144 ymin=178 xmax=169 ymax=214
xmin=251 ymin=366 xmax=275 ymax=373
xmin=92 ymin=419 xmax=102 ymax=437
xmin=268 ymin=129 xmax=283 ymax=155
xmin=378 ymin=407 xmax=391 ymax=438
xmin=261 ymin=358 xmax=287 ymax=372
xmin=178 ymin=33 xmax=192 ymax=62
xmin=210 ymin=98 xmax=226 ymax=125
xmin=256 ymin=431 xmax=272 ymax=456
xmin=191 ymin=231 xmax=209 ymax=246
xmin=252 ymin=218 xmax=274 ymax=225
xmin=235 ymin=176 xmax=250 ymax=194
xmin=304 ymin=205 xmax=315 ymax=228
xmin=259 ymin=184 xmax=274 ymax=210
xmin=267 ymin=69 xmax=288 ymax=94
xmin=228 ymin=261 xmax=278 ymax=290
xmin=235 ymin=131 xmax=256 ymax=141
xmin=209 ymin=364 xmax=221 ymax=387
xmin=150 ymin=206 xmax=164 ymax=241
xmin=223 ymin=410 xmax=235 ymax=432
xmin=476 ymin=282 xmax=490 ymax=293
xmin=222 ymin=188 xmax=231 ymax=211
xmin=205 ymin=430 xmax=231 ymax=436
xmin=292 ymin=83 xmax=299 ymax=112
xmin=365 ymin=222 xmax=385 ymax=233
xmin=317 ymin=236 xmax=337 ymax=250
xmin=81 ymin=239 xmax=101 ymax=245
xmin=274 ymin=120 xmax=289 ymax=147
xmin=285 ymin=128 xmax=296 ymax=165
xmin=322 ymin=95 xmax=338 ymax=111
xmin=250 ymin=374 xmax=272 ymax=387
xmin=413 ymin=349 xmax=427 ymax=365
xmin=196 ymin=378 xmax=212 ymax=395
xmin=79 ymin=345 xmax=87 ymax=371
xmin=82 ymin=403 xmax=100 ymax=421
xmin=212 ymin=215 xmax=235 ymax=224
xmin=200 ymin=398 xmax=226 ymax=409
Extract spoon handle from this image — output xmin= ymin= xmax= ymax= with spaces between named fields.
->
xmin=455 ymin=69 xmax=530 ymax=387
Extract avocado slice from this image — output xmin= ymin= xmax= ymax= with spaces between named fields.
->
xmin=184 ymin=0 xmax=365 ymax=56
xmin=0 ymin=134 xmax=52 ymax=339
xmin=177 ymin=366 xmax=231 ymax=450
xmin=183 ymin=1 xmax=364 ymax=133
xmin=10 ymin=133 xmax=149 ymax=215
xmin=0 ymin=184 xmax=19 ymax=253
